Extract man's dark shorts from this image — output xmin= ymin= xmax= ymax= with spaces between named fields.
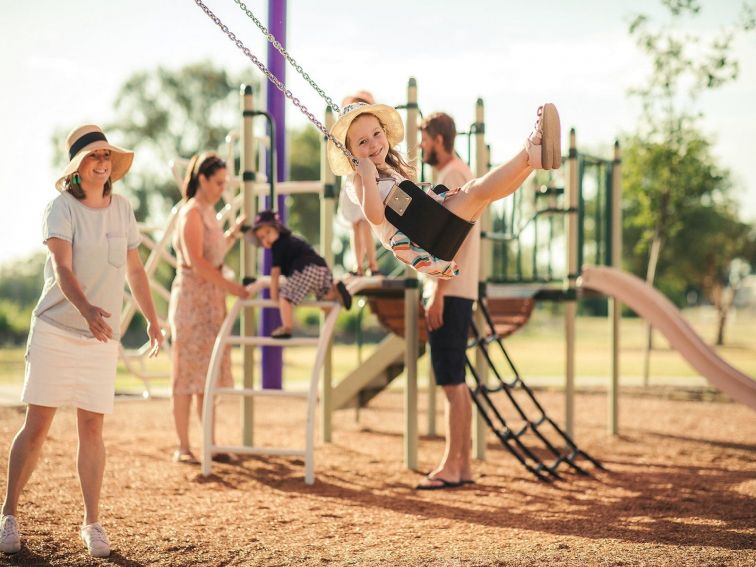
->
xmin=429 ymin=296 xmax=474 ymax=386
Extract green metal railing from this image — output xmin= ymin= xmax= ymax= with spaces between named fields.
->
xmin=484 ymin=153 xmax=616 ymax=286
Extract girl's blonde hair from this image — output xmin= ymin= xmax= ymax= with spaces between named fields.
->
xmin=347 ymin=114 xmax=415 ymax=180
xmin=384 ymin=146 xmax=416 ymax=181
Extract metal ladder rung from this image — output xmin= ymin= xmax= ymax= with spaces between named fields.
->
xmin=210 ymin=445 xmax=305 ymax=458
xmin=532 ymin=415 xmax=547 ymax=427
xmin=224 ymin=336 xmax=321 ymax=347
xmin=213 ymin=387 xmax=309 ymax=399
xmin=239 ymin=298 xmax=337 ymax=309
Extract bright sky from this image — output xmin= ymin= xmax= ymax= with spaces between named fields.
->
xmin=1 ymin=0 xmax=755 ymax=266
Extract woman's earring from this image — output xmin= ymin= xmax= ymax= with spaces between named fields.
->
xmin=72 ymin=172 xmax=81 ymax=185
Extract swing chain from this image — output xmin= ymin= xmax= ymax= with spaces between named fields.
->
xmin=233 ymin=0 xmax=342 ymax=115
xmin=193 ymin=0 xmax=358 ymax=168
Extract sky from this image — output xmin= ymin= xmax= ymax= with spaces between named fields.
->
xmin=1 ymin=0 xmax=755 ymax=266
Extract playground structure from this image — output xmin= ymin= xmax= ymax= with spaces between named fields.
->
xmin=117 ymin=74 xmax=756 ymax=483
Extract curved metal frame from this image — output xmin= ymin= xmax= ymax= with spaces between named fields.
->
xmin=201 ymin=278 xmax=341 ymax=484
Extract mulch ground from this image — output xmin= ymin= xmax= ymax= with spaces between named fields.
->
xmin=0 ymin=387 xmax=754 ymax=566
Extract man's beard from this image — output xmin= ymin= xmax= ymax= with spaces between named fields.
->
xmin=422 ymin=148 xmax=438 ymax=167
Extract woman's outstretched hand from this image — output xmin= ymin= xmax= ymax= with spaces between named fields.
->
xmin=147 ymin=321 xmax=165 ymax=358
xmin=229 ymin=281 xmax=251 ymax=299
xmin=81 ymin=304 xmax=113 ymax=343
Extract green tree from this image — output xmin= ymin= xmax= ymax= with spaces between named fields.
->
xmin=0 ymin=253 xmax=46 ymax=344
xmin=668 ymin=204 xmax=755 ymax=344
xmin=285 ymin=125 xmax=322 ymax=246
xmin=0 ymin=253 xmax=46 ymax=307
xmin=108 ymin=62 xmax=260 ymax=221
xmin=622 ymin=129 xmax=731 ymax=293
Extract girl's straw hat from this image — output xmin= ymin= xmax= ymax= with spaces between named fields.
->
xmin=55 ymin=124 xmax=134 ymax=191
xmin=327 ymin=103 xmax=404 ymax=176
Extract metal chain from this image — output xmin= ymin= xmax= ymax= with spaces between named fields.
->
xmin=233 ymin=0 xmax=342 ymax=115
xmin=193 ymin=0 xmax=357 ymax=166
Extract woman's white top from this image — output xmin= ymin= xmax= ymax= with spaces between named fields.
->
xmin=33 ymin=191 xmax=141 ymax=340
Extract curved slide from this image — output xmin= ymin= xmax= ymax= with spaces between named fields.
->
xmin=579 ymin=266 xmax=756 ymax=411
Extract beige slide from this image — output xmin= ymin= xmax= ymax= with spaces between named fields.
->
xmin=579 ymin=265 xmax=756 ymax=411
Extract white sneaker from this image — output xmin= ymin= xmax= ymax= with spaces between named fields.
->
xmin=0 ymin=514 xmax=21 ymax=554
xmin=80 ymin=522 xmax=110 ymax=558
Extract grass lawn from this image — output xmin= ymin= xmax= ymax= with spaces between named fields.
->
xmin=1 ymin=307 xmax=754 ymax=396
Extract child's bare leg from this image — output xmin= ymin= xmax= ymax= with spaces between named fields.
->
xmin=350 ymin=223 xmax=363 ymax=274
xmin=359 ymin=221 xmax=378 ymax=272
xmin=322 ymin=284 xmax=337 ymax=301
xmin=279 ymin=298 xmax=294 ymax=331
xmin=444 ymin=149 xmax=531 ymax=221
xmin=443 ymin=103 xmax=560 ymax=222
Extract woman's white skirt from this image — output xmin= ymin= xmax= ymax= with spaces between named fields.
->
xmin=22 ymin=318 xmax=119 ymax=414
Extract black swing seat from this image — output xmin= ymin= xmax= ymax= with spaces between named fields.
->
xmin=384 ymin=180 xmax=475 ymax=261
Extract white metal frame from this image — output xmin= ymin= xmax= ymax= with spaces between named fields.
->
xmin=117 ymin=143 xmax=324 ymax=395
xmin=201 ymin=278 xmax=341 ymax=484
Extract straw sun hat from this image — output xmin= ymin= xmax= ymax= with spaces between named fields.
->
xmin=55 ymin=124 xmax=134 ymax=191
xmin=326 ymin=102 xmax=404 ymax=177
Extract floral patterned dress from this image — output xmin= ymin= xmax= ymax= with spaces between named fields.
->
xmin=168 ymin=201 xmax=232 ymax=395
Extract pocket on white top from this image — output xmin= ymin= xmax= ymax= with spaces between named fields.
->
xmin=106 ymin=233 xmax=127 ymax=268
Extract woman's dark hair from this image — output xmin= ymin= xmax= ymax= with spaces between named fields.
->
xmin=65 ymin=177 xmax=112 ymax=200
xmin=182 ymin=153 xmax=227 ymax=200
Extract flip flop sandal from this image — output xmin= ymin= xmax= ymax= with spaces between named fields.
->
xmin=415 ymin=475 xmax=462 ymax=490
xmin=172 ymin=450 xmax=200 ymax=465
xmin=336 ymin=281 xmax=352 ymax=310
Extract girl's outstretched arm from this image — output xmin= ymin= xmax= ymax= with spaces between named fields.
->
xmin=354 ymin=158 xmax=384 ymax=225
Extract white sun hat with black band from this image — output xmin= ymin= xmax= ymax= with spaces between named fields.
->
xmin=55 ymin=124 xmax=134 ymax=191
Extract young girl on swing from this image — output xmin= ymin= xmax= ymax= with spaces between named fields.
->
xmin=327 ymin=102 xmax=561 ymax=279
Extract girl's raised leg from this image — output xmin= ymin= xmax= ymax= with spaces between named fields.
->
xmin=443 ymin=103 xmax=560 ymax=222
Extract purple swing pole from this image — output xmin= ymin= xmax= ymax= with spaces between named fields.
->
xmin=260 ymin=0 xmax=287 ymax=389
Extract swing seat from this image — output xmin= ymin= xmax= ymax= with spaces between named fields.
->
xmin=384 ymin=180 xmax=475 ymax=262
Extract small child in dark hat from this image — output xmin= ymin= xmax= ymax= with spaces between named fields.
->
xmin=247 ymin=210 xmax=352 ymax=338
